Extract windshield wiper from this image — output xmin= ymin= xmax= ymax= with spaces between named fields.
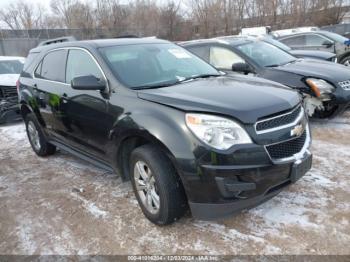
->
xmin=179 ymin=74 xmax=221 ymax=82
xmin=265 ymin=64 xmax=280 ymax=67
xmin=266 ymin=60 xmax=297 ymax=68
xmin=281 ymin=60 xmax=297 ymax=66
xmin=132 ymin=81 xmax=179 ymax=90
xmin=132 ymin=74 xmax=221 ymax=90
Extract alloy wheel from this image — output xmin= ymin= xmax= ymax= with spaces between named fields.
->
xmin=134 ymin=161 xmax=160 ymax=214
xmin=28 ymin=121 xmax=41 ymax=151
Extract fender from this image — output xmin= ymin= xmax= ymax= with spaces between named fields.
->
xmin=108 ymin=106 xmax=200 ymax=181
xmin=115 ymin=109 xmax=195 ymax=158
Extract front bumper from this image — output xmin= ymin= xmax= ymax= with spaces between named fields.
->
xmin=331 ymin=84 xmax=350 ymax=110
xmin=188 ymin=152 xmax=312 ymax=220
xmin=189 ymin=152 xmax=312 ymax=220
xmin=0 ymin=99 xmax=21 ymax=124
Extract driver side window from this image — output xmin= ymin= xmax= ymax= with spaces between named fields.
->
xmin=210 ymin=46 xmax=245 ymax=70
xmin=66 ymin=49 xmax=103 ymax=84
xmin=305 ymin=34 xmax=327 ymax=46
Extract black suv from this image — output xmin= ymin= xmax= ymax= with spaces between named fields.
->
xmin=181 ymin=37 xmax=350 ymax=118
xmin=18 ymin=38 xmax=312 ymax=225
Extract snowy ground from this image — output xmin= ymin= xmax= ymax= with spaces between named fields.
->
xmin=0 ymin=113 xmax=349 ymax=255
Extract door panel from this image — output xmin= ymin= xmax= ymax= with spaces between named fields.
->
xmin=32 ymin=49 xmax=68 ymax=137
xmin=55 ymin=48 xmax=114 ymax=158
xmin=280 ymin=35 xmax=306 ymax=50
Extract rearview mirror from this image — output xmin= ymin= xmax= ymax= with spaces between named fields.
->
xmin=232 ymin=62 xmax=252 ymax=74
xmin=71 ymin=75 xmax=106 ymax=91
xmin=322 ymin=40 xmax=334 ymax=48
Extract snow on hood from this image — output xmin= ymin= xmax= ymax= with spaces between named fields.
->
xmin=0 ymin=74 xmax=20 ymax=86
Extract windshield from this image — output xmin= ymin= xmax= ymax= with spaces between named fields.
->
xmin=237 ymin=41 xmax=296 ymax=67
xmin=263 ymin=37 xmax=291 ymax=51
xmin=100 ymin=43 xmax=220 ymax=89
xmin=0 ymin=60 xmax=24 ymax=74
xmin=321 ymin=31 xmax=349 ymax=43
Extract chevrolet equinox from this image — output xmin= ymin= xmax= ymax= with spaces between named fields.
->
xmin=18 ymin=38 xmax=312 ymax=225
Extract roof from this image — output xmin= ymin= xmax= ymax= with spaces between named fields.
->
xmin=180 ymin=36 xmax=255 ymax=47
xmin=30 ymin=37 xmax=170 ymax=53
xmin=277 ymin=30 xmax=329 ymax=39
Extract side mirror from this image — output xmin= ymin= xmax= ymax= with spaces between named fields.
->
xmin=322 ymin=40 xmax=334 ymax=48
xmin=232 ymin=62 xmax=252 ymax=74
xmin=71 ymin=75 xmax=106 ymax=91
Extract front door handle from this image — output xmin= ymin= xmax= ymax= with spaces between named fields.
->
xmin=62 ymin=93 xmax=68 ymax=103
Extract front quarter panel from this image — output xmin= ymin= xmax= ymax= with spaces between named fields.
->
xmin=259 ymin=69 xmax=309 ymax=93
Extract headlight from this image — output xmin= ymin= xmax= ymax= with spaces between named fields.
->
xmin=306 ymin=78 xmax=335 ymax=97
xmin=185 ymin=114 xmax=252 ymax=150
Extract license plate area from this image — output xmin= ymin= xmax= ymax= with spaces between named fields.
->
xmin=290 ymin=154 xmax=312 ymax=183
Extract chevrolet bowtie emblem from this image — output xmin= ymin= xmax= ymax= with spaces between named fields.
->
xmin=291 ymin=124 xmax=304 ymax=137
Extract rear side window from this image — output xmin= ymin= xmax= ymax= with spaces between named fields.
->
xmin=305 ymin=34 xmax=327 ymax=46
xmin=280 ymin=35 xmax=305 ymax=46
xmin=23 ymin=52 xmax=38 ymax=71
xmin=65 ymin=49 xmax=103 ymax=84
xmin=36 ymin=49 xmax=67 ymax=82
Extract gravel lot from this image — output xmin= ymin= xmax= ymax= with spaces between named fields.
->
xmin=0 ymin=112 xmax=349 ymax=255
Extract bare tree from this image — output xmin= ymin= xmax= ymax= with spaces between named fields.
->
xmin=1 ymin=0 xmax=350 ymax=40
xmin=50 ymin=0 xmax=77 ymax=28
xmin=0 ymin=0 xmax=47 ymax=30
xmin=159 ymin=1 xmax=183 ymax=40
xmin=95 ymin=0 xmax=130 ymax=36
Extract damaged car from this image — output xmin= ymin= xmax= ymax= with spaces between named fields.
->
xmin=19 ymin=38 xmax=312 ymax=225
xmin=181 ymin=37 xmax=350 ymax=118
xmin=0 ymin=56 xmax=25 ymax=124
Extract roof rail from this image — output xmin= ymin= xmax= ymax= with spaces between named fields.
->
xmin=114 ymin=34 xmax=140 ymax=38
xmin=38 ymin=36 xmax=77 ymax=46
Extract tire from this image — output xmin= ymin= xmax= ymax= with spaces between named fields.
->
xmin=25 ymin=113 xmax=56 ymax=156
xmin=130 ymin=144 xmax=187 ymax=225
xmin=339 ymin=55 xmax=350 ymax=66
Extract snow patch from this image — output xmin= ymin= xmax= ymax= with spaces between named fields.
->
xmin=0 ymin=123 xmax=26 ymax=141
xmin=71 ymin=192 xmax=108 ymax=219
xmin=17 ymin=219 xmax=37 ymax=254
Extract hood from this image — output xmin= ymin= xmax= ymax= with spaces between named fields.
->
xmin=274 ymin=59 xmax=350 ymax=82
xmin=0 ymin=74 xmax=19 ymax=86
xmin=137 ymin=75 xmax=300 ymax=124
xmin=289 ymin=50 xmax=335 ymax=60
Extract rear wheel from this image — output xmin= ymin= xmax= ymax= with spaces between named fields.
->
xmin=130 ymin=144 xmax=187 ymax=225
xmin=25 ymin=113 xmax=56 ymax=156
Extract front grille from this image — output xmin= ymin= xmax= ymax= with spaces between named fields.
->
xmin=256 ymin=106 xmax=302 ymax=132
xmin=266 ymin=130 xmax=307 ymax=160
xmin=338 ymin=80 xmax=350 ymax=90
xmin=0 ymin=86 xmax=18 ymax=99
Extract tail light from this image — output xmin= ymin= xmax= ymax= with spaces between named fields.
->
xmin=16 ymin=79 xmax=20 ymax=94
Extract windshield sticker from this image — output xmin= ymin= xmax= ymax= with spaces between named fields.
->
xmin=168 ymin=49 xmax=192 ymax=59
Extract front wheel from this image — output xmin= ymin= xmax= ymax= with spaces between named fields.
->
xmin=130 ymin=144 xmax=187 ymax=225
xmin=339 ymin=55 xmax=350 ymax=66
